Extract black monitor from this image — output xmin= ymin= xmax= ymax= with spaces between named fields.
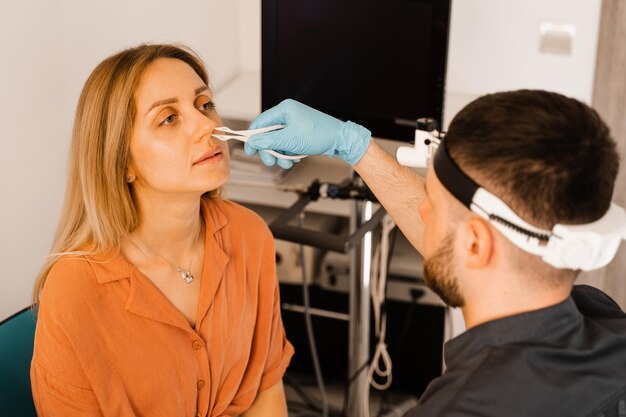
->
xmin=262 ymin=0 xmax=451 ymax=142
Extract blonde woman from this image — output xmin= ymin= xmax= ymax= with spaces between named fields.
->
xmin=30 ymin=44 xmax=294 ymax=417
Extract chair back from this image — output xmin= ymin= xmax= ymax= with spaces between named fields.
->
xmin=0 ymin=307 xmax=38 ymax=417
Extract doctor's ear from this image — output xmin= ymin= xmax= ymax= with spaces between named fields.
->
xmin=463 ymin=217 xmax=494 ymax=269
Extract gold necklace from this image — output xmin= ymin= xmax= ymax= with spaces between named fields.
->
xmin=132 ymin=220 xmax=202 ymax=284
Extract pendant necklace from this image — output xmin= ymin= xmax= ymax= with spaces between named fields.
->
xmin=132 ymin=220 xmax=202 ymax=284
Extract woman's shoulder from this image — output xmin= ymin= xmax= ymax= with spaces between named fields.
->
xmin=48 ymin=254 xmax=97 ymax=282
xmin=43 ymin=250 xmax=123 ymax=301
xmin=203 ymin=197 xmax=272 ymax=236
xmin=38 ymin=254 xmax=101 ymax=316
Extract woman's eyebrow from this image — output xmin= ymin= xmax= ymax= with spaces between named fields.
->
xmin=146 ymin=98 xmax=177 ymax=116
xmin=195 ymin=85 xmax=209 ymax=95
xmin=145 ymin=86 xmax=210 ymax=116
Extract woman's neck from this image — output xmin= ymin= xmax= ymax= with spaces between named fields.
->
xmin=131 ymin=189 xmax=204 ymax=256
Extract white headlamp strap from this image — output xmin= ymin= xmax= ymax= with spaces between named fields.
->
xmin=433 ymin=142 xmax=552 ymax=246
xmin=431 ymin=141 xmax=626 ymax=270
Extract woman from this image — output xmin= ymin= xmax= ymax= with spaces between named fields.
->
xmin=30 ymin=44 xmax=293 ymax=417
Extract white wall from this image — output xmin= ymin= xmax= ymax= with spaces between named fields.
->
xmin=236 ymin=0 xmax=262 ymax=73
xmin=0 ymin=0 xmax=243 ymax=321
xmin=444 ymin=0 xmax=601 ymax=127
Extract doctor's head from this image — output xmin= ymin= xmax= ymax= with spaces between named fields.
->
xmin=418 ymin=90 xmax=619 ymax=310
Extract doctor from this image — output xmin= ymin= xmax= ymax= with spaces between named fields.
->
xmin=244 ymin=90 xmax=626 ymax=416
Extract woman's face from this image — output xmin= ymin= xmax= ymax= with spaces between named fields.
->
xmin=128 ymin=57 xmax=229 ymax=197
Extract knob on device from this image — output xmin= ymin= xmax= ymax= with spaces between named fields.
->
xmin=396 ymin=117 xmax=442 ymax=168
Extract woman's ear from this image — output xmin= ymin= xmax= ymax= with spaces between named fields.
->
xmin=125 ymin=166 xmax=136 ymax=184
xmin=463 ymin=217 xmax=494 ymax=269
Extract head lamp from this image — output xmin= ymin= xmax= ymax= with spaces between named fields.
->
xmin=396 ymin=121 xmax=626 ymax=271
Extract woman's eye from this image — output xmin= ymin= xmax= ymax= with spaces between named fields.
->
xmin=199 ymin=101 xmax=216 ymax=112
xmin=160 ymin=114 xmax=177 ymax=126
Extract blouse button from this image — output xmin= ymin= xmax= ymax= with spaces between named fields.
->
xmin=192 ymin=340 xmax=202 ymax=350
xmin=197 ymin=379 xmax=206 ymax=390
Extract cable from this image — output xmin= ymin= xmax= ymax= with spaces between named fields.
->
xmin=285 ymin=375 xmax=345 ymax=417
xmin=369 ymin=215 xmax=396 ymax=388
xmin=338 ymin=221 xmax=398 ymax=417
xmin=377 ymin=397 xmax=420 ymax=417
xmin=284 ymin=373 xmax=326 ymax=413
xmin=376 ymin=227 xmax=399 ymax=417
xmin=363 ymin=214 xmax=396 ymax=415
xmin=298 ymin=212 xmax=329 ymax=417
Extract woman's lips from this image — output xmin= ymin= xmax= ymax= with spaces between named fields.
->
xmin=194 ymin=147 xmax=223 ymax=164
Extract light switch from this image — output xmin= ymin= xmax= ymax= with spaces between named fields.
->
xmin=539 ymin=22 xmax=576 ymax=56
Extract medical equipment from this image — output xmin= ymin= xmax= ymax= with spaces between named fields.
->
xmin=268 ymin=176 xmax=388 ymax=417
xmin=395 ymin=118 xmax=442 ymax=168
xmin=396 ymin=119 xmax=626 ymax=271
xmin=270 ymin=179 xmax=384 ymax=253
xmin=212 ymin=125 xmax=307 ymax=161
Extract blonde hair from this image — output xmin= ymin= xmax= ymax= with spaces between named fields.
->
xmin=33 ymin=44 xmax=220 ymax=303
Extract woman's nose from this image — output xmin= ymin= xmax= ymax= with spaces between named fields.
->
xmin=191 ymin=110 xmax=217 ymax=142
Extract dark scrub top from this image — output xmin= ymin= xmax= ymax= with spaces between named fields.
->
xmin=407 ymin=285 xmax=626 ymax=417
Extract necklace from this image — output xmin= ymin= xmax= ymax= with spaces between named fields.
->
xmin=132 ymin=220 xmax=202 ymax=284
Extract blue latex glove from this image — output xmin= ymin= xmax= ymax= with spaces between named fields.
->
xmin=245 ymin=99 xmax=372 ymax=168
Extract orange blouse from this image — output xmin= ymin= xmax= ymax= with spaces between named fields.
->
xmin=31 ymin=198 xmax=294 ymax=417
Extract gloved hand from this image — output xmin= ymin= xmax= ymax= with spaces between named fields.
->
xmin=245 ymin=99 xmax=372 ymax=168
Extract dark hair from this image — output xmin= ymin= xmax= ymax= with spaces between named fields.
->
xmin=445 ymin=89 xmax=619 ymax=229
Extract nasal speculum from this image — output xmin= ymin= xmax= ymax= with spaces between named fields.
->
xmin=212 ymin=125 xmax=307 ymax=161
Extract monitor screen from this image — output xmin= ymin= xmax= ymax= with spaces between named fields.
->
xmin=262 ymin=0 xmax=451 ymax=142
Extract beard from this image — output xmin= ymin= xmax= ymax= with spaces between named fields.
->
xmin=423 ymin=232 xmax=465 ymax=308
